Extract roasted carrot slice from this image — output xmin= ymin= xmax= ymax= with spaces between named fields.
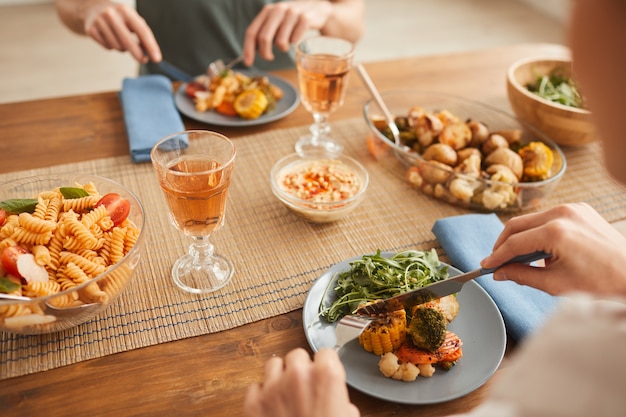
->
xmin=396 ymin=342 xmax=439 ymax=364
xmin=366 ymin=133 xmax=390 ymax=159
xmin=440 ymin=347 xmax=463 ymax=363
xmin=396 ymin=331 xmax=463 ymax=365
xmin=216 ymin=100 xmax=238 ymax=117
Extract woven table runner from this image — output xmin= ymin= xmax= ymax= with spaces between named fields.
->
xmin=2 ymin=117 xmax=625 ymax=379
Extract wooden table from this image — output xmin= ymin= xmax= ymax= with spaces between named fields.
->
xmin=0 ymin=43 xmax=570 ymax=417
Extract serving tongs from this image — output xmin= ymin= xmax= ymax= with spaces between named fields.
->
xmin=356 ymin=63 xmax=402 ymax=147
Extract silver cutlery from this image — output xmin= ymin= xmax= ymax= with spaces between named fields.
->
xmin=0 ymin=293 xmax=101 ymax=317
xmin=334 ymin=314 xmax=375 ymax=351
xmin=356 ymin=63 xmax=402 ymax=147
xmin=207 ymin=55 xmax=245 ymax=78
xmin=357 ymin=251 xmax=551 ymax=316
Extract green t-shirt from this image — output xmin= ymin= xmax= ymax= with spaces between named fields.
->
xmin=137 ymin=0 xmax=295 ymax=77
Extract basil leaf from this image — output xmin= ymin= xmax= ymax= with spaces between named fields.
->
xmin=0 ymin=198 xmax=38 ymax=214
xmin=0 ymin=277 xmax=21 ymax=293
xmin=60 ymin=187 xmax=89 ymax=199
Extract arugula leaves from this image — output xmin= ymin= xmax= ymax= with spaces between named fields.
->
xmin=319 ymin=249 xmax=448 ymax=322
xmin=527 ymin=69 xmax=584 ymax=109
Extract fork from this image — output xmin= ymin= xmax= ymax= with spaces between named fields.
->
xmin=334 ymin=315 xmax=375 ymax=352
xmin=207 ymin=55 xmax=245 ymax=78
xmin=157 ymin=55 xmax=244 ymax=83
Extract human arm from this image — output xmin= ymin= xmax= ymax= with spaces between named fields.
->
xmin=243 ymin=0 xmax=364 ymax=66
xmin=481 ymin=203 xmax=626 ymax=297
xmin=243 ymin=348 xmax=360 ymax=417
xmin=481 ymin=0 xmax=626 ymax=299
xmin=54 ymin=0 xmax=161 ymax=64
xmin=568 ymin=0 xmax=626 ymax=186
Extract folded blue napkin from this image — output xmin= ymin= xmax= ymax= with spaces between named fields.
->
xmin=432 ymin=213 xmax=557 ymax=342
xmin=119 ymin=75 xmax=185 ymax=163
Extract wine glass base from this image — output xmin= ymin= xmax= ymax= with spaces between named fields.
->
xmin=171 ymin=253 xmax=234 ymax=294
xmin=295 ymin=134 xmax=343 ymax=158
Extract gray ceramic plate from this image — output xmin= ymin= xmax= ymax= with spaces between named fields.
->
xmin=303 ymin=253 xmax=506 ymax=405
xmin=174 ymin=71 xmax=299 ymax=127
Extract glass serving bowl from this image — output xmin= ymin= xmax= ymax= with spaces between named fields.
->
xmin=270 ymin=152 xmax=369 ymax=223
xmin=363 ymin=90 xmax=567 ymax=212
xmin=0 ymin=174 xmax=146 ymax=335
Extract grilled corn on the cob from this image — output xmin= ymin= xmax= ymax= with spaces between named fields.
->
xmin=234 ymin=88 xmax=268 ymax=119
xmin=358 ymin=309 xmax=407 ymax=355
xmin=519 ymin=141 xmax=554 ymax=181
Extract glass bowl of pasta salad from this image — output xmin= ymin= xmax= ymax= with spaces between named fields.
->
xmin=0 ymin=174 xmax=146 ymax=334
xmin=270 ymin=152 xmax=369 ymax=223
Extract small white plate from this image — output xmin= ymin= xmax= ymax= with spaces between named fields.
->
xmin=303 ymin=253 xmax=506 ymax=405
xmin=174 ymin=71 xmax=299 ymax=127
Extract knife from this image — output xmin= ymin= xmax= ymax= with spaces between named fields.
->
xmin=356 ymin=250 xmax=551 ymax=316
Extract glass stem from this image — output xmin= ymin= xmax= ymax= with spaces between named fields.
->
xmin=310 ymin=112 xmax=331 ymax=145
xmin=188 ymin=236 xmax=214 ymax=266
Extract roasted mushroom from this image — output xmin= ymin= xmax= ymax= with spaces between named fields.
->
xmin=419 ymin=160 xmax=453 ymax=185
xmin=481 ymin=133 xmax=510 ymax=155
xmin=457 ymin=147 xmax=482 ymax=164
xmin=422 ymin=143 xmax=458 ymax=166
xmin=493 ymin=129 xmax=523 ymax=145
xmin=414 ymin=113 xmax=444 ymax=147
xmin=485 ymin=148 xmax=524 ymax=180
xmin=467 ymin=119 xmax=490 ymax=147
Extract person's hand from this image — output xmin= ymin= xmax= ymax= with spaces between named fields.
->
xmin=244 ymin=348 xmax=360 ymax=417
xmin=481 ymin=203 xmax=626 ymax=297
xmin=83 ymin=1 xmax=161 ymax=64
xmin=242 ymin=1 xmax=334 ymax=66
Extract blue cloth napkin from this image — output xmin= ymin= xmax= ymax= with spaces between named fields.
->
xmin=119 ymin=75 xmax=185 ymax=163
xmin=432 ymin=213 xmax=557 ymax=342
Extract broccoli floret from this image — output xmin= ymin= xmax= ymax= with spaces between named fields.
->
xmin=407 ymin=307 xmax=447 ymax=352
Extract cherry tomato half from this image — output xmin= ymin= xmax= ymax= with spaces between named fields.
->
xmin=1 ymin=245 xmax=28 ymax=278
xmin=0 ymin=209 xmax=6 ymax=226
xmin=185 ymin=81 xmax=207 ymax=98
xmin=95 ymin=193 xmax=131 ymax=227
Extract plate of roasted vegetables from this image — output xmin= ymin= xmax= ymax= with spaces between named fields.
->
xmin=175 ymin=69 xmax=299 ymax=127
xmin=303 ymin=250 xmax=506 ymax=404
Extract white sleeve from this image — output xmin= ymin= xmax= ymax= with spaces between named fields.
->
xmin=447 ymin=293 xmax=626 ymax=417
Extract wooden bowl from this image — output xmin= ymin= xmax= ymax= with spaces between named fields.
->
xmin=506 ymin=56 xmax=596 ymax=147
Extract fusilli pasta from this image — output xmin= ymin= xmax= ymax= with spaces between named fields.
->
xmin=0 ymin=182 xmax=141 ymax=325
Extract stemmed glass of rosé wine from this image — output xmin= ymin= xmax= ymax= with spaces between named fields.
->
xmin=151 ymin=130 xmax=236 ymax=294
xmin=295 ymin=36 xmax=355 ymax=157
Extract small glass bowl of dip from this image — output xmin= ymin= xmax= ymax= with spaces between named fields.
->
xmin=270 ymin=153 xmax=369 ymax=223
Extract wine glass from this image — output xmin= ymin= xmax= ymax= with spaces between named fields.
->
xmin=295 ymin=36 xmax=355 ymax=157
xmin=150 ymin=130 xmax=237 ymax=294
